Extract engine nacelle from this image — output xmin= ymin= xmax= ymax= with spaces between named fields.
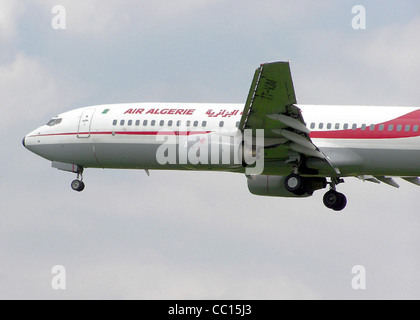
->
xmin=247 ymin=175 xmax=327 ymax=198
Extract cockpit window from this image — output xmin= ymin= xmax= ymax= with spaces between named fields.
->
xmin=46 ymin=118 xmax=62 ymax=126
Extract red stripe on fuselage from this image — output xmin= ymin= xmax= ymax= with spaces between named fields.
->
xmin=310 ymin=109 xmax=420 ymax=139
xmin=28 ymin=131 xmax=213 ymax=138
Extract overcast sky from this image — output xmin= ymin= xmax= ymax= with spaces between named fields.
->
xmin=1 ymin=0 xmax=420 ymax=300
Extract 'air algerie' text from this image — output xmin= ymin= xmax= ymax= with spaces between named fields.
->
xmin=124 ymin=108 xmax=196 ymax=115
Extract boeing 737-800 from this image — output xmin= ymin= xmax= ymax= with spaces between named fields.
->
xmin=23 ymin=61 xmax=420 ymax=211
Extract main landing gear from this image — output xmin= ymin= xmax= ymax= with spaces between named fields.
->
xmin=71 ymin=170 xmax=85 ymax=192
xmin=323 ymin=189 xmax=347 ymax=212
xmin=284 ymin=173 xmax=347 ymax=211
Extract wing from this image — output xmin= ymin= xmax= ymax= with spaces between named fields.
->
xmin=240 ymin=61 xmax=339 ymax=175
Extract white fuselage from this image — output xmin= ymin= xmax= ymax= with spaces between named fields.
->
xmin=23 ymin=103 xmax=420 ymax=177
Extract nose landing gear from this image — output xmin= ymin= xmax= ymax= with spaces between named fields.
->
xmin=71 ymin=179 xmax=85 ymax=192
xmin=71 ymin=170 xmax=85 ymax=192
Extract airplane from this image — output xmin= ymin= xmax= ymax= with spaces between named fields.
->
xmin=23 ymin=61 xmax=420 ymax=211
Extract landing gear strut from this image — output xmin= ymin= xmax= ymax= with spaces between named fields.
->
xmin=71 ymin=170 xmax=85 ymax=192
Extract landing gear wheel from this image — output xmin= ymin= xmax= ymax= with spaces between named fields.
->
xmin=285 ymin=174 xmax=306 ymax=195
xmin=71 ymin=180 xmax=85 ymax=192
xmin=323 ymin=190 xmax=347 ymax=211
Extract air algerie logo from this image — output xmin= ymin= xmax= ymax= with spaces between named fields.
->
xmin=102 ymin=109 xmax=110 ymax=114
xmin=124 ymin=108 xmax=196 ymax=115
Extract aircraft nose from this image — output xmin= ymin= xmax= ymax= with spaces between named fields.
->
xmin=22 ymin=136 xmax=26 ymax=148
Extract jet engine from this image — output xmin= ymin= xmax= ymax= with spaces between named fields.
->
xmin=247 ymin=175 xmax=327 ymax=198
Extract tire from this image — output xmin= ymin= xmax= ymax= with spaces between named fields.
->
xmin=71 ymin=180 xmax=85 ymax=192
xmin=78 ymin=181 xmax=85 ymax=192
xmin=323 ymin=190 xmax=347 ymax=211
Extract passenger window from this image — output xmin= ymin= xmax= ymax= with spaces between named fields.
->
xmin=168 ymin=120 xmax=173 ymax=127
xmin=352 ymin=124 xmax=357 ymax=130
xmin=151 ymin=120 xmax=156 ymax=126
xmin=143 ymin=120 xmax=148 ymax=126
xmin=219 ymin=121 xmax=224 ymax=128
xmin=112 ymin=120 xmax=117 ymax=126
xmin=361 ymin=124 xmax=367 ymax=131
xmin=135 ymin=120 xmax=140 ymax=126
xmin=327 ymin=123 xmax=332 ymax=130
xmin=388 ymin=124 xmax=394 ymax=131
xmin=235 ymin=122 xmax=239 ymax=128
xmin=397 ymin=125 xmax=402 ymax=132
xmin=310 ymin=123 xmax=315 ymax=129
xmin=369 ymin=124 xmax=375 ymax=131
xmin=335 ymin=123 xmax=340 ymax=130
xmin=405 ymin=125 xmax=411 ymax=132
xmin=379 ymin=124 xmax=385 ymax=131
xmin=193 ymin=121 xmax=198 ymax=127
xmin=120 ymin=120 xmax=125 ymax=126
xmin=414 ymin=125 xmax=419 ymax=132
xmin=160 ymin=120 xmax=164 ymax=126
xmin=343 ymin=123 xmax=349 ymax=130
xmin=319 ymin=123 xmax=324 ymax=130
xmin=177 ymin=120 xmax=182 ymax=127
xmin=203 ymin=121 xmax=207 ymax=127
xmin=128 ymin=120 xmax=133 ymax=126
xmin=186 ymin=121 xmax=191 ymax=127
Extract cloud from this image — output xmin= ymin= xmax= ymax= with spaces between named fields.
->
xmin=28 ymin=0 xmax=337 ymax=40
xmin=66 ymin=260 xmax=317 ymax=299
xmin=32 ymin=0 xmax=224 ymax=37
xmin=345 ymin=17 xmax=420 ymax=95
xmin=0 ymin=0 xmax=24 ymax=44
xmin=0 ymin=53 xmax=82 ymax=133
xmin=356 ymin=18 xmax=420 ymax=71
xmin=292 ymin=16 xmax=420 ymax=106
xmin=3 ymin=1 xmax=420 ymax=300
xmin=3 ymin=169 xmax=420 ymax=299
